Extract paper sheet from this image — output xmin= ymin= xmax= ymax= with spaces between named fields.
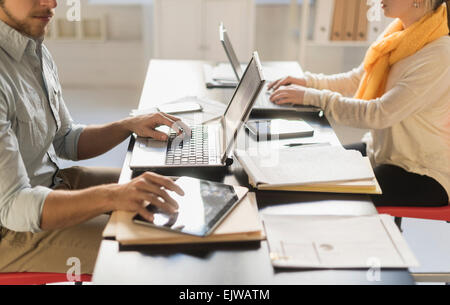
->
xmin=236 ymin=146 xmax=375 ymax=186
xmin=263 ymin=214 xmax=419 ymax=269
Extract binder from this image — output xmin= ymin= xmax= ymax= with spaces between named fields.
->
xmin=313 ymin=0 xmax=335 ymax=43
xmin=330 ymin=0 xmax=345 ymax=41
xmin=235 ymin=146 xmax=382 ymax=195
xmin=354 ymin=0 xmax=369 ymax=41
xmin=342 ymin=0 xmax=359 ymax=41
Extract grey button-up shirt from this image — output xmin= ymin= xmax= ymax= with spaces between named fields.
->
xmin=0 ymin=20 xmax=85 ymax=233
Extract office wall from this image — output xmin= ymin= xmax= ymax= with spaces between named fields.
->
xmin=255 ymin=4 xmax=367 ymax=74
xmin=45 ymin=1 xmax=146 ymax=89
xmin=46 ymin=1 xmax=367 ymax=89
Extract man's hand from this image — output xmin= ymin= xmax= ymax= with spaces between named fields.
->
xmin=269 ymin=85 xmax=306 ymax=106
xmin=41 ymin=172 xmax=185 ymax=231
xmin=77 ymin=112 xmax=192 ymax=160
xmin=123 ymin=112 xmax=190 ymax=141
xmin=267 ymin=76 xmax=307 ymax=92
xmin=108 ymin=172 xmax=185 ymax=222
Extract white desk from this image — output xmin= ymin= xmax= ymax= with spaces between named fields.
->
xmin=93 ymin=59 xmax=413 ymax=285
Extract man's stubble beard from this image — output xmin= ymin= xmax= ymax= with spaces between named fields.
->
xmin=0 ymin=3 xmax=46 ymax=38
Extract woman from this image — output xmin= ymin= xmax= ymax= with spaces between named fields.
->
xmin=268 ymin=0 xmax=450 ymax=206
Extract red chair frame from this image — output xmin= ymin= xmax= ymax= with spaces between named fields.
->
xmin=0 ymin=272 xmax=92 ymax=285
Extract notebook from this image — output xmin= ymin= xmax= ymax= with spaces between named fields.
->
xmin=235 ymin=146 xmax=382 ymax=194
xmin=106 ymin=192 xmax=265 ymax=246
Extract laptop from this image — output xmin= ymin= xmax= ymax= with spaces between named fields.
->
xmin=219 ymin=23 xmax=320 ymax=114
xmin=129 ymin=52 xmax=265 ymax=171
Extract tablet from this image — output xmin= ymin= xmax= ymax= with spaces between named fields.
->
xmin=133 ymin=177 xmax=248 ymax=237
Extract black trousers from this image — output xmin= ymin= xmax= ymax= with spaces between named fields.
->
xmin=344 ymin=143 xmax=449 ymax=207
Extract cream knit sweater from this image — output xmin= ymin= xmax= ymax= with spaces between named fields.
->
xmin=303 ymin=36 xmax=450 ymax=202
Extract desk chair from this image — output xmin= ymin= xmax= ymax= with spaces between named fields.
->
xmin=377 ymin=205 xmax=450 ymax=284
xmin=0 ymin=272 xmax=92 ymax=285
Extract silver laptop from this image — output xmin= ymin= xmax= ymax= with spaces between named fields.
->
xmin=219 ymin=23 xmax=319 ymax=114
xmin=130 ymin=52 xmax=265 ymax=170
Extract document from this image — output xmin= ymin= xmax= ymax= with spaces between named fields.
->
xmin=263 ymin=214 xmax=419 ymax=269
xmin=235 ymin=146 xmax=381 ymax=194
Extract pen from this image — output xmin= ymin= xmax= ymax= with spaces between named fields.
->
xmin=284 ymin=142 xmax=331 ymax=148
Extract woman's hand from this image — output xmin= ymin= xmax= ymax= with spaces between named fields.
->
xmin=107 ymin=172 xmax=185 ymax=222
xmin=267 ymin=76 xmax=307 ymax=91
xmin=269 ymin=85 xmax=306 ymax=106
xmin=123 ymin=112 xmax=190 ymax=141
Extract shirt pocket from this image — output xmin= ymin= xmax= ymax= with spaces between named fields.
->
xmin=14 ymin=90 xmax=48 ymax=156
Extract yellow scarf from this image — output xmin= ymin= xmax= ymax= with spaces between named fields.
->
xmin=354 ymin=4 xmax=449 ymax=100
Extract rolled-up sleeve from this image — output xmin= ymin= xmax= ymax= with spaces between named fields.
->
xmin=52 ymin=97 xmax=85 ymax=161
xmin=0 ymin=101 xmax=51 ymax=233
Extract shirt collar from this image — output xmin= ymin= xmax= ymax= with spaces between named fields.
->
xmin=0 ymin=19 xmax=42 ymax=62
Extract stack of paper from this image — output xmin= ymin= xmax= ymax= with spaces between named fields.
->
xmin=263 ymin=214 xmax=419 ymax=269
xmin=102 ymin=193 xmax=265 ymax=246
xmin=235 ymin=146 xmax=381 ymax=194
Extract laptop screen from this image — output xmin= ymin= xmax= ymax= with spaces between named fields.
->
xmin=220 ymin=23 xmax=243 ymax=81
xmin=221 ymin=52 xmax=265 ymax=161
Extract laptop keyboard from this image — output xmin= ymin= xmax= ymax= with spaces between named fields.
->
xmin=165 ymin=125 xmax=212 ymax=165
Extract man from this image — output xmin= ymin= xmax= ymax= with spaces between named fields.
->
xmin=0 ymin=0 xmax=186 ymax=274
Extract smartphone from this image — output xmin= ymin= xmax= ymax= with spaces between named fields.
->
xmin=157 ymin=102 xmax=203 ymax=114
xmin=246 ymin=119 xmax=314 ymax=141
